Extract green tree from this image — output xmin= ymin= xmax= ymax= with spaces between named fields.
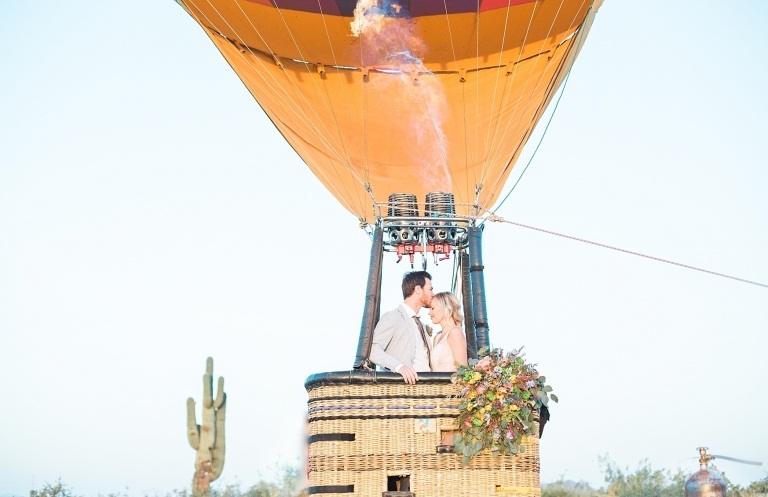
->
xmin=599 ymin=455 xmax=688 ymax=497
xmin=212 ymin=465 xmax=303 ymax=497
xmin=743 ymin=475 xmax=768 ymax=496
xmin=542 ymin=477 xmax=604 ymax=497
xmin=29 ymin=480 xmax=79 ymax=497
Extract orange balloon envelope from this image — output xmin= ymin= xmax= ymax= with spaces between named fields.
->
xmin=175 ymin=0 xmax=604 ymax=223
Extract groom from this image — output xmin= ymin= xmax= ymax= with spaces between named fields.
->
xmin=369 ymin=270 xmax=434 ymax=384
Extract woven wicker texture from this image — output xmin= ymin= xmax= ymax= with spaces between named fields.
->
xmin=307 ymin=378 xmax=540 ymax=497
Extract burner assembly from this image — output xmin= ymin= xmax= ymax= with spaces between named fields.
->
xmin=425 ymin=191 xmax=458 ymax=244
xmin=383 ymin=192 xmax=469 ymax=267
xmin=386 ymin=193 xmax=420 ymax=246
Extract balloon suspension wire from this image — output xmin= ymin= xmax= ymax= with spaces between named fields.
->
xmin=485 ymin=68 xmax=573 ymax=221
xmin=310 ymin=0 xmax=375 ymax=213
xmin=485 ymin=0 xmax=571 ymax=180
xmin=439 ymin=0 xmax=472 ymax=201
xmin=359 ymin=26 xmax=371 ymax=202
xmin=483 ymin=0 xmax=587 ymax=200
xmin=314 ymin=0 xmax=373 ymax=214
xmin=198 ymin=0 xmax=345 ymax=162
xmin=480 ymin=0 xmax=536 ymax=185
xmin=479 ymin=0 xmax=554 ymax=190
xmin=262 ymin=0 xmax=372 ymax=207
xmin=479 ymin=215 xmax=768 ymax=290
xmin=487 ymin=0 xmax=594 ymax=219
xmin=187 ymin=0 xmax=373 ymax=214
xmin=476 ymin=0 xmax=585 ymax=208
xmin=469 ymin=1 xmax=481 ymax=199
xmin=477 ymin=0 xmax=518 ymax=193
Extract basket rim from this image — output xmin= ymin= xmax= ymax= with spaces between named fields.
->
xmin=305 ymin=370 xmax=455 ymax=391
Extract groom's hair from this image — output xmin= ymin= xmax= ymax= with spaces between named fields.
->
xmin=402 ymin=271 xmax=432 ymax=299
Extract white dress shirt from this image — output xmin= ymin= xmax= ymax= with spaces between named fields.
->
xmin=402 ymin=303 xmax=430 ymax=372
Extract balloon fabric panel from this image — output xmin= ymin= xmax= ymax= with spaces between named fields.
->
xmin=179 ymin=0 xmax=602 ymax=223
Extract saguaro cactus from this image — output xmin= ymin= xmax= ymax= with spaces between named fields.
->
xmin=187 ymin=357 xmax=226 ymax=497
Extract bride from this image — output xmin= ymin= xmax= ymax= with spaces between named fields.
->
xmin=428 ymin=291 xmax=469 ymax=447
xmin=427 ymin=292 xmax=468 ymax=372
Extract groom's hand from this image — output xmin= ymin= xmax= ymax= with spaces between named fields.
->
xmin=398 ymin=365 xmax=418 ymax=384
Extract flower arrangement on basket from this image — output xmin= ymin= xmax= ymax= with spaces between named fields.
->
xmin=451 ymin=347 xmax=557 ymax=464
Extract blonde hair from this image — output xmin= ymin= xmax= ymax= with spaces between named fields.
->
xmin=433 ymin=291 xmax=463 ymax=327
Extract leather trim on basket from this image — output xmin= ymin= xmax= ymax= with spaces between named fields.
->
xmin=309 ymin=394 xmax=455 ymax=401
xmin=305 ymin=371 xmax=454 ymax=390
xmin=307 ymin=485 xmax=355 ymax=494
xmin=308 ymin=433 xmax=356 ymax=443
xmin=309 ymin=414 xmax=458 ymax=422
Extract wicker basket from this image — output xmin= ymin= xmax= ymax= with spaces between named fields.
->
xmin=305 ymin=371 xmax=540 ymax=497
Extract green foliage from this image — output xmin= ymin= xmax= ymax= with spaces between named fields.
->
xmin=542 ymin=478 xmax=602 ymax=497
xmin=599 ymin=455 xmax=689 ymax=497
xmin=26 ymin=461 xmax=767 ymax=497
xmin=452 ymin=347 xmax=556 ymax=464
xmin=212 ymin=466 xmax=303 ymax=497
xmin=27 ymin=467 xmax=304 ymax=497
xmin=707 ymin=464 xmax=768 ymax=497
xmin=30 ymin=480 xmax=79 ymax=497
xmin=746 ymin=475 xmax=768 ymax=494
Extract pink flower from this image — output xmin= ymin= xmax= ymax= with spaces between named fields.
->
xmin=475 ymin=356 xmax=493 ymax=372
xmin=476 ymin=384 xmax=488 ymax=395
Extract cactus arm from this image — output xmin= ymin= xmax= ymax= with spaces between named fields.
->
xmin=213 ymin=377 xmax=225 ymax=409
xmin=187 ymin=398 xmax=200 ymax=450
xmin=203 ymin=357 xmax=214 ymax=408
xmin=210 ymin=396 xmax=226 ymax=481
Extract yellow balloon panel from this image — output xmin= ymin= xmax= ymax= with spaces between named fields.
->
xmin=180 ymin=0 xmax=603 ymax=222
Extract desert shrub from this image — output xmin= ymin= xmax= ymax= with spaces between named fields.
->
xmin=30 ymin=480 xmax=79 ymax=497
xmin=600 ymin=456 xmax=690 ymax=497
xmin=542 ymin=478 xmax=603 ymax=497
xmin=744 ymin=475 xmax=768 ymax=495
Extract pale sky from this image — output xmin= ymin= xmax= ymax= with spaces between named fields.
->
xmin=1 ymin=1 xmax=767 ymax=496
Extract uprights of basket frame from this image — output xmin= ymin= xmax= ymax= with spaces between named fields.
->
xmin=353 ymin=192 xmax=490 ymax=369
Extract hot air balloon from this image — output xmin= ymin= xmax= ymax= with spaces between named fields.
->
xmin=173 ymin=0 xmax=603 ymax=223
xmin=174 ymin=1 xmax=604 ymax=495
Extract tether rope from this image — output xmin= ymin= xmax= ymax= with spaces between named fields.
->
xmin=483 ymin=216 xmax=768 ymax=289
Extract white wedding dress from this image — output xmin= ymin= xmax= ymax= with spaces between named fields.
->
xmin=430 ymin=326 xmax=460 ymax=372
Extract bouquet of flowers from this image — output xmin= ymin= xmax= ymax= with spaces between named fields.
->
xmin=451 ymin=347 xmax=557 ymax=464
